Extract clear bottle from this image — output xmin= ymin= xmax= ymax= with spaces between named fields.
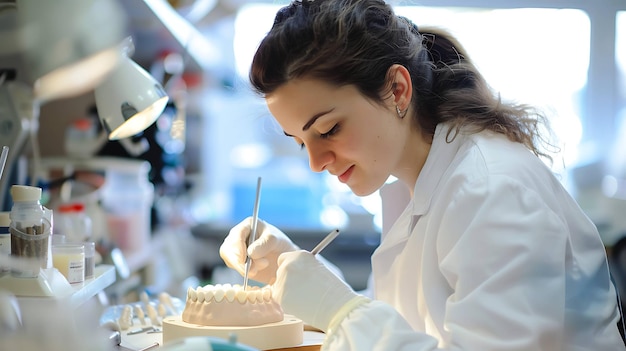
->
xmin=9 ymin=185 xmax=52 ymax=277
xmin=100 ymin=160 xmax=153 ymax=253
xmin=55 ymin=202 xmax=92 ymax=243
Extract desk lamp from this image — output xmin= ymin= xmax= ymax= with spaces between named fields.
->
xmin=95 ymin=38 xmax=169 ymax=141
xmin=0 ymin=0 xmax=127 ymax=210
xmin=0 ymin=0 xmax=170 ymax=212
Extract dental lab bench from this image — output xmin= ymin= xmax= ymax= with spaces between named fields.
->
xmin=116 ymin=323 xmax=325 ymax=350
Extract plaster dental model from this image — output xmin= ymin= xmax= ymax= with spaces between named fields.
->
xmin=182 ymin=284 xmax=283 ymax=326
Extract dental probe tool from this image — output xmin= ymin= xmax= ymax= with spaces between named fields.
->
xmin=311 ymin=229 xmax=340 ymax=255
xmin=243 ymin=176 xmax=262 ymax=291
xmin=0 ymin=146 xmax=8 ymax=181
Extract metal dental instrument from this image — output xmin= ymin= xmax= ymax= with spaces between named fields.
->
xmin=0 ymin=146 xmax=8 ymax=181
xmin=243 ymin=176 xmax=262 ymax=291
xmin=311 ymin=229 xmax=340 ymax=255
xmin=126 ymin=326 xmax=156 ymax=335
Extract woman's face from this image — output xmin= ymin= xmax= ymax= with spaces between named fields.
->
xmin=266 ymin=78 xmax=419 ymax=196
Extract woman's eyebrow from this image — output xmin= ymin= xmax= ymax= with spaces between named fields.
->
xmin=302 ymin=108 xmax=334 ymax=131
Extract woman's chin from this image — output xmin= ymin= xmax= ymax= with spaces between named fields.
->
xmin=348 ymin=183 xmax=380 ymax=197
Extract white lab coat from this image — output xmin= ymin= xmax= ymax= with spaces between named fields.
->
xmin=323 ymin=124 xmax=625 ymax=350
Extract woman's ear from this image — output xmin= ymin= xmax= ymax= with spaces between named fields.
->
xmin=389 ymin=64 xmax=412 ymax=111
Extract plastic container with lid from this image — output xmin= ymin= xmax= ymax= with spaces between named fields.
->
xmin=9 ymin=185 xmax=53 ymax=277
xmin=100 ymin=160 xmax=153 ymax=253
xmin=10 ymin=185 xmax=46 ymax=229
xmin=55 ymin=202 xmax=92 ymax=243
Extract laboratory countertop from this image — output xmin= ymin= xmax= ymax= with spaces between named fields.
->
xmin=72 ymin=264 xmax=116 ymax=306
xmin=0 ymin=264 xmax=115 ymax=306
xmin=119 ymin=325 xmax=324 ymax=350
xmin=101 ymin=296 xmax=324 ymax=351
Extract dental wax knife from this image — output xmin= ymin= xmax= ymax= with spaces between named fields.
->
xmin=311 ymin=229 xmax=340 ymax=255
xmin=243 ymin=176 xmax=262 ymax=291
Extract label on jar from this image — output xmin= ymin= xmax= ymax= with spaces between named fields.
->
xmin=53 ymin=250 xmax=85 ymax=284
xmin=0 ymin=232 xmax=9 ymax=273
xmin=84 ymin=255 xmax=94 ymax=280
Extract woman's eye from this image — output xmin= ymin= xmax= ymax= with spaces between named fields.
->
xmin=293 ymin=124 xmax=339 ymax=150
xmin=320 ymin=124 xmax=340 ymax=139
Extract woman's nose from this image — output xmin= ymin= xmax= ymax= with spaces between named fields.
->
xmin=307 ymin=144 xmax=334 ymax=173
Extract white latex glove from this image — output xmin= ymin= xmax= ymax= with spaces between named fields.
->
xmin=219 ymin=217 xmax=299 ymax=284
xmin=273 ymin=250 xmax=363 ymax=333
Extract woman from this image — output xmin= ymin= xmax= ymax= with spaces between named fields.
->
xmin=219 ymin=0 xmax=625 ymax=349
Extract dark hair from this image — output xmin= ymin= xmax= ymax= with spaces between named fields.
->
xmin=250 ymin=0 xmax=554 ymax=160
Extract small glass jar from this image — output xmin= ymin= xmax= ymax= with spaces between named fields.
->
xmin=52 ymin=243 xmax=85 ymax=284
xmin=10 ymin=185 xmax=52 ymax=277
xmin=83 ymin=241 xmax=96 ymax=280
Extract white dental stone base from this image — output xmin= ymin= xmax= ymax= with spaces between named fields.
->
xmin=162 ymin=314 xmax=304 ymax=350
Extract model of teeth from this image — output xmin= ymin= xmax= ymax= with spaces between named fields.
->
xmin=186 ymin=284 xmax=274 ymax=304
xmin=134 ymin=305 xmax=147 ymax=325
xmin=118 ymin=305 xmax=134 ymax=330
xmin=159 ymin=292 xmax=176 ymax=315
xmin=181 ymin=284 xmax=284 ymax=327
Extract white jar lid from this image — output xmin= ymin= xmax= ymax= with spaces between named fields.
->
xmin=10 ymin=185 xmax=42 ymax=202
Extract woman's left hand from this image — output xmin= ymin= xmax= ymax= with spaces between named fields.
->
xmin=272 ymin=250 xmax=360 ymax=332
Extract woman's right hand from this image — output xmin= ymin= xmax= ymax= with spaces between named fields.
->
xmin=219 ymin=217 xmax=299 ymax=285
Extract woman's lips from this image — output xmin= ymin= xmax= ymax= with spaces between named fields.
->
xmin=338 ymin=165 xmax=354 ymax=183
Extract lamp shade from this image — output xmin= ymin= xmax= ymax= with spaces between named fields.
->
xmin=95 ymin=55 xmax=169 ymax=140
xmin=16 ymin=0 xmax=127 ymax=102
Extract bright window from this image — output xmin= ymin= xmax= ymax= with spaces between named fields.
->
xmin=395 ymin=7 xmax=589 ymax=168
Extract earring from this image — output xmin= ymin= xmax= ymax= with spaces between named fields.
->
xmin=396 ymin=105 xmax=407 ymax=119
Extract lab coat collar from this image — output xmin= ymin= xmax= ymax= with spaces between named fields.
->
xmin=411 ymin=123 xmax=467 ymax=217
xmin=375 ymin=123 xmax=467 ymax=251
